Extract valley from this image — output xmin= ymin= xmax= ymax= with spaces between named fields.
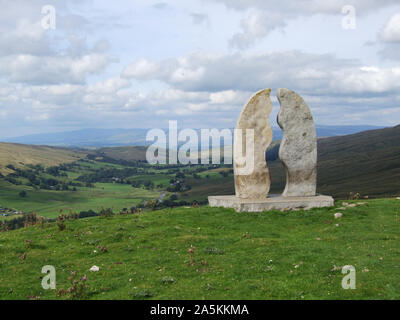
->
xmin=0 ymin=125 xmax=399 ymax=226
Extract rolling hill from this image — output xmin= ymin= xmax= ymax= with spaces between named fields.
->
xmin=0 ymin=198 xmax=399 ymax=299
xmin=0 ymin=143 xmax=85 ymax=175
xmin=269 ymin=125 xmax=400 ymax=198
xmin=92 ymin=146 xmax=150 ymax=162
xmin=316 ymin=124 xmax=400 ymax=198
xmin=1 ymin=128 xmax=150 ymax=147
xmin=181 ymin=125 xmax=400 ymax=200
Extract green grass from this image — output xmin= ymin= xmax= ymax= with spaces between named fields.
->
xmin=182 ymin=175 xmax=234 ymax=202
xmin=0 ymin=214 xmax=23 ymax=221
xmin=0 ymin=198 xmax=399 ymax=300
xmin=0 ymin=158 xmax=234 ymax=218
xmin=0 ymin=180 xmax=160 ymax=218
xmin=129 ymin=173 xmax=171 ymax=186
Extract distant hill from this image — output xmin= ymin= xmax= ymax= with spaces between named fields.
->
xmin=1 ymin=125 xmax=384 ymax=148
xmin=92 ymin=146 xmax=149 ymax=162
xmin=268 ymin=125 xmax=400 ymax=198
xmin=1 ymin=128 xmax=150 ymax=148
xmin=0 ymin=143 xmax=85 ymax=175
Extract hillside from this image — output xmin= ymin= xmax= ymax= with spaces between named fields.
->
xmin=0 ymin=143 xmax=85 ymax=175
xmin=268 ymin=124 xmax=400 ymax=198
xmin=316 ymin=125 xmax=400 ymax=198
xmin=86 ymin=125 xmax=400 ymax=199
xmin=0 ymin=198 xmax=399 ymax=300
xmin=1 ymin=128 xmax=150 ymax=147
xmin=181 ymin=125 xmax=400 ymax=200
xmin=93 ymin=146 xmax=149 ymax=162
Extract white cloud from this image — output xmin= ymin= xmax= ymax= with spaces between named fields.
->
xmin=206 ymin=0 xmax=398 ymax=15
xmin=0 ymin=0 xmax=111 ymax=87
xmin=19 ymin=84 xmax=84 ymax=105
xmin=332 ymin=66 xmax=400 ymax=93
xmin=0 ymin=19 xmax=51 ymax=56
xmin=170 ymin=66 xmax=206 ymax=84
xmin=70 ymin=54 xmax=111 ymax=80
xmin=122 ymin=51 xmax=337 ymax=93
xmin=123 ymin=51 xmax=400 ymax=95
xmin=87 ymin=77 xmax=131 ymax=94
xmin=207 ymin=0 xmax=400 ymax=49
xmin=210 ymin=90 xmax=243 ymax=104
xmin=381 ymin=13 xmax=400 ymax=42
xmin=46 ymin=84 xmax=83 ymax=96
xmin=0 ymin=0 xmax=399 ymax=136
xmin=229 ymin=10 xmax=286 ymax=49
xmin=122 ymin=58 xmax=160 ymax=79
xmin=0 ymin=53 xmax=110 ymax=85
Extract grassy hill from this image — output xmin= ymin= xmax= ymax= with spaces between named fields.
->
xmin=317 ymin=125 xmax=400 ymax=198
xmin=0 ymin=179 xmax=160 ymax=218
xmin=93 ymin=146 xmax=149 ymax=162
xmin=0 ymin=143 xmax=85 ymax=175
xmin=268 ymin=125 xmax=400 ymax=198
xmin=0 ymin=158 xmax=162 ymax=218
xmin=0 ymin=198 xmax=399 ymax=300
xmin=185 ymin=125 xmax=400 ymax=199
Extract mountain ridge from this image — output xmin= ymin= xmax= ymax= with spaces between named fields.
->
xmin=1 ymin=125 xmax=385 ymax=148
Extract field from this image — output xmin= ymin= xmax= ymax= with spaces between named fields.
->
xmin=0 ymin=155 xmax=233 ymax=220
xmin=0 ymin=198 xmax=399 ymax=300
xmin=0 ymin=143 xmax=84 ymax=176
xmin=0 ymin=179 xmax=160 ymax=218
xmin=0 ymin=160 xmax=169 ymax=219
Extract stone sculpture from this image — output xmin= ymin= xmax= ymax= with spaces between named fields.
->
xmin=234 ymin=89 xmax=273 ymax=199
xmin=208 ymin=88 xmax=334 ymax=212
xmin=277 ymin=88 xmax=317 ymax=197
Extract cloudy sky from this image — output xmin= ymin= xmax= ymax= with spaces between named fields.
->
xmin=0 ymin=0 xmax=400 ymax=138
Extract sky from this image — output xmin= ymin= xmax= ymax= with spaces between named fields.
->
xmin=0 ymin=0 xmax=400 ymax=138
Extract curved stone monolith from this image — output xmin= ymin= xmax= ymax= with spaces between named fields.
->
xmin=234 ymin=89 xmax=273 ymax=199
xmin=277 ymin=88 xmax=317 ymax=197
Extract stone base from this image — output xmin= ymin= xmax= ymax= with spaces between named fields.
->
xmin=208 ymin=194 xmax=334 ymax=212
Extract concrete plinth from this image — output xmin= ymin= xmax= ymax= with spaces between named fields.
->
xmin=208 ymin=194 xmax=334 ymax=212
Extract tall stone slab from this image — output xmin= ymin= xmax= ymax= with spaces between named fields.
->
xmin=277 ymin=88 xmax=317 ymax=197
xmin=209 ymin=88 xmax=333 ymax=212
xmin=234 ymin=89 xmax=273 ymax=199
